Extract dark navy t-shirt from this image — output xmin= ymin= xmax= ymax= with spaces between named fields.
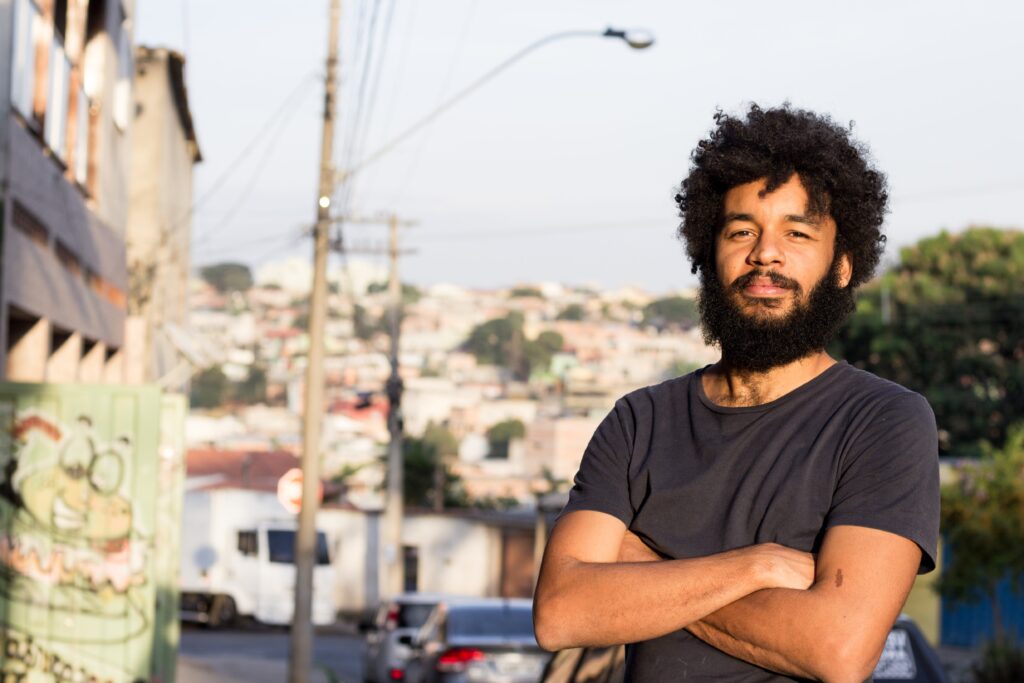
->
xmin=560 ymin=362 xmax=940 ymax=682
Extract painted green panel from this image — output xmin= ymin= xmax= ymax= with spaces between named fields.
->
xmin=0 ymin=381 xmax=175 ymax=683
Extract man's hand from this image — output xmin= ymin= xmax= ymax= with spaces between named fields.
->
xmin=686 ymin=525 xmax=921 ymax=682
xmin=617 ymin=531 xmax=815 ymax=593
xmin=533 ymin=513 xmax=819 ymax=652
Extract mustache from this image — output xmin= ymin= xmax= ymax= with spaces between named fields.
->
xmin=730 ymin=270 xmax=801 ymax=292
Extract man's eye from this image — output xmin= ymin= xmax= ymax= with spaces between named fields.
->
xmin=789 ymin=231 xmax=810 ymax=239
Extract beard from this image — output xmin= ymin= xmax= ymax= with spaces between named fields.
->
xmin=697 ymin=258 xmax=855 ymax=372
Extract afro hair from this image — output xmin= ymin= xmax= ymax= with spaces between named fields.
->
xmin=676 ymin=103 xmax=888 ymax=288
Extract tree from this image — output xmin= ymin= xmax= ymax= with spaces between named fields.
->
xmin=352 ymin=304 xmax=379 ymax=341
xmin=402 ymin=423 xmax=467 ymax=509
xmin=509 ymin=286 xmax=543 ymax=298
xmin=234 ymin=365 xmax=267 ymax=405
xmin=366 ymin=281 xmax=422 ymax=303
xmin=486 ymin=419 xmax=526 ymax=460
xmin=199 ymin=262 xmax=253 ymax=293
xmin=642 ymin=296 xmax=699 ymax=330
xmin=556 ymin=304 xmax=586 ymax=321
xmin=463 ymin=314 xmax=563 ymax=381
xmin=190 ymin=366 xmax=229 ymax=409
xmin=833 ymin=228 xmax=1024 ymax=456
xmin=937 ymin=424 xmax=1024 ymax=643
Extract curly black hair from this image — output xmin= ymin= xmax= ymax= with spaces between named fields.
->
xmin=676 ymin=103 xmax=888 ymax=288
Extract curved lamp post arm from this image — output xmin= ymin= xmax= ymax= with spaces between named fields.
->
xmin=339 ymin=27 xmax=653 ymax=183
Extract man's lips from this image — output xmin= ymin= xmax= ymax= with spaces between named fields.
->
xmin=739 ymin=277 xmax=794 ymax=297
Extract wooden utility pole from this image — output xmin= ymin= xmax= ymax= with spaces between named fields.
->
xmin=343 ymin=213 xmax=415 ymax=597
xmin=383 ymin=213 xmax=406 ymax=597
xmin=289 ymin=1 xmax=339 ymax=681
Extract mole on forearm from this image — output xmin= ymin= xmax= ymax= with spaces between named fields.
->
xmin=834 ymin=568 xmax=844 ymax=588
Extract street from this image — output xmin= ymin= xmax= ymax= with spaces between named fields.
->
xmin=177 ymin=624 xmax=365 ymax=683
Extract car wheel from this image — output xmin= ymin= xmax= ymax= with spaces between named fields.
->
xmin=208 ymin=595 xmax=237 ymax=628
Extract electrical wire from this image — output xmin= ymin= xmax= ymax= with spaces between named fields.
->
xmin=191 ymin=83 xmax=314 ymax=248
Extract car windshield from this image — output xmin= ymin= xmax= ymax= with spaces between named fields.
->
xmin=267 ymin=530 xmax=330 ymax=565
xmin=398 ymin=603 xmax=435 ymax=628
xmin=447 ymin=605 xmax=534 ymax=638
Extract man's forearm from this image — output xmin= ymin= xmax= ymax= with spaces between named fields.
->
xmin=687 ymin=588 xmax=835 ymax=680
xmin=535 ymin=548 xmax=782 ymax=651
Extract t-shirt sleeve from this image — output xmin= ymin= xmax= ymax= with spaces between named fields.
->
xmin=558 ymin=398 xmax=635 ymax=526
xmin=825 ymin=391 xmax=940 ymax=573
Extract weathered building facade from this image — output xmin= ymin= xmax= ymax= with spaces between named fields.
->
xmin=0 ymin=0 xmax=136 ymax=382
xmin=125 ymin=45 xmax=200 ymax=387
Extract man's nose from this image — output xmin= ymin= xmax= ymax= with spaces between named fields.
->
xmin=747 ymin=232 xmax=784 ymax=267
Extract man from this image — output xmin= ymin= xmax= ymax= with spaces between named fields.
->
xmin=533 ymin=104 xmax=940 ymax=682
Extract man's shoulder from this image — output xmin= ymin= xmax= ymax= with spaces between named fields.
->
xmin=831 ymin=362 xmax=927 ymax=406
xmin=617 ymin=368 xmax=703 ymax=409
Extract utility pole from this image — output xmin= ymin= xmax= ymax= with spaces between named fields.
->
xmin=384 ymin=213 xmax=406 ymax=597
xmin=343 ymin=213 xmax=415 ymax=597
xmin=289 ymin=1 xmax=339 ymax=681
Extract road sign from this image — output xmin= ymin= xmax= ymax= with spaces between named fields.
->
xmin=277 ymin=468 xmax=322 ymax=514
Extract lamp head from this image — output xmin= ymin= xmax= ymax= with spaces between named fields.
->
xmin=603 ymin=27 xmax=655 ymax=50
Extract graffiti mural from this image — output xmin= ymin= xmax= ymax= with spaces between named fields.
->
xmin=0 ymin=385 xmax=176 ymax=683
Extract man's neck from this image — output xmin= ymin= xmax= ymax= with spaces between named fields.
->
xmin=702 ymin=351 xmax=837 ymax=407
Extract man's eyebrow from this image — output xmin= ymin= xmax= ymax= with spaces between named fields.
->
xmin=785 ymin=214 xmax=823 ymax=229
xmin=723 ymin=212 xmax=755 ymax=223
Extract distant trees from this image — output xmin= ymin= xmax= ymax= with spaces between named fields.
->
xmin=190 ymin=366 xmax=229 ymax=408
xmin=199 ymin=262 xmax=253 ymax=293
xmin=463 ymin=313 xmax=564 ymax=380
xmin=938 ymin=425 xmax=1024 ymax=644
xmin=556 ymin=304 xmax=586 ymax=321
xmin=234 ymin=366 xmax=267 ymax=405
xmin=642 ymin=296 xmax=699 ymax=330
xmin=367 ymin=281 xmax=422 ymax=303
xmin=833 ymin=227 xmax=1024 ymax=456
xmin=509 ymin=286 xmax=543 ymax=298
xmin=403 ymin=423 xmax=467 ymax=509
xmin=486 ymin=419 xmax=526 ymax=459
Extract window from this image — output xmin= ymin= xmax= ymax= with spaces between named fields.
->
xmin=112 ymin=7 xmax=132 ymax=131
xmin=74 ymin=85 xmax=90 ymax=184
xmin=44 ymin=34 xmax=71 ymax=158
xmin=237 ymin=530 xmax=258 ymax=557
xmin=10 ymin=0 xmax=41 ymax=120
xmin=402 ymin=545 xmax=418 ymax=592
xmin=266 ymin=530 xmax=330 ymax=565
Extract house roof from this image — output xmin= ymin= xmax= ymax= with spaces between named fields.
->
xmin=186 ymin=448 xmax=300 ymax=492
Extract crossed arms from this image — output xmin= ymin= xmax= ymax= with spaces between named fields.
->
xmin=532 ymin=510 xmax=921 ymax=683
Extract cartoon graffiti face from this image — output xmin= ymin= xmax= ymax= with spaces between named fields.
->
xmin=16 ymin=418 xmax=133 ymax=542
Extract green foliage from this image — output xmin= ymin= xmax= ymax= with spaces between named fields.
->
xmin=556 ymin=304 xmax=586 ymax=321
xmin=366 ymin=281 xmax=422 ymax=303
xmin=834 ymin=228 xmax=1024 ymax=456
xmin=190 ymin=366 xmax=229 ymax=409
xmin=486 ymin=419 xmax=526 ymax=460
xmin=199 ymin=262 xmax=253 ymax=293
xmin=509 ymin=286 xmax=543 ymax=298
xmin=937 ymin=425 xmax=1024 ymax=637
xmin=402 ymin=424 xmax=467 ymax=508
xmin=665 ymin=359 xmax=702 ymax=379
xmin=462 ymin=314 xmax=562 ymax=380
xmin=642 ymin=296 xmax=699 ymax=330
xmin=972 ymin=638 xmax=1024 ymax=683
xmin=352 ymin=304 xmax=387 ymax=341
xmin=234 ymin=365 xmax=267 ymax=405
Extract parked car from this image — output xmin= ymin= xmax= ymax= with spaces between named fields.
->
xmin=538 ymin=615 xmax=949 ymax=683
xmin=363 ymin=593 xmax=447 ymax=683
xmin=404 ymin=597 xmax=551 ymax=683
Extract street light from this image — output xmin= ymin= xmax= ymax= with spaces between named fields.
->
xmin=338 ymin=26 xmax=656 ymax=183
xmin=343 ymin=25 xmax=655 ymax=602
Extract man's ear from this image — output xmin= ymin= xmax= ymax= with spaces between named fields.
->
xmin=837 ymin=252 xmax=853 ymax=288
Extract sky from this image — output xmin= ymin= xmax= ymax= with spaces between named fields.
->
xmin=135 ymin=1 xmax=1024 ymax=293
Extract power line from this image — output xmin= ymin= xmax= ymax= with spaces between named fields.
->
xmin=406 ymin=217 xmax=669 ymax=242
xmin=191 ymin=84 xmax=313 ymax=248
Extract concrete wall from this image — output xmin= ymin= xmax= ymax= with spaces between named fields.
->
xmin=124 ymin=46 xmax=197 ymax=385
